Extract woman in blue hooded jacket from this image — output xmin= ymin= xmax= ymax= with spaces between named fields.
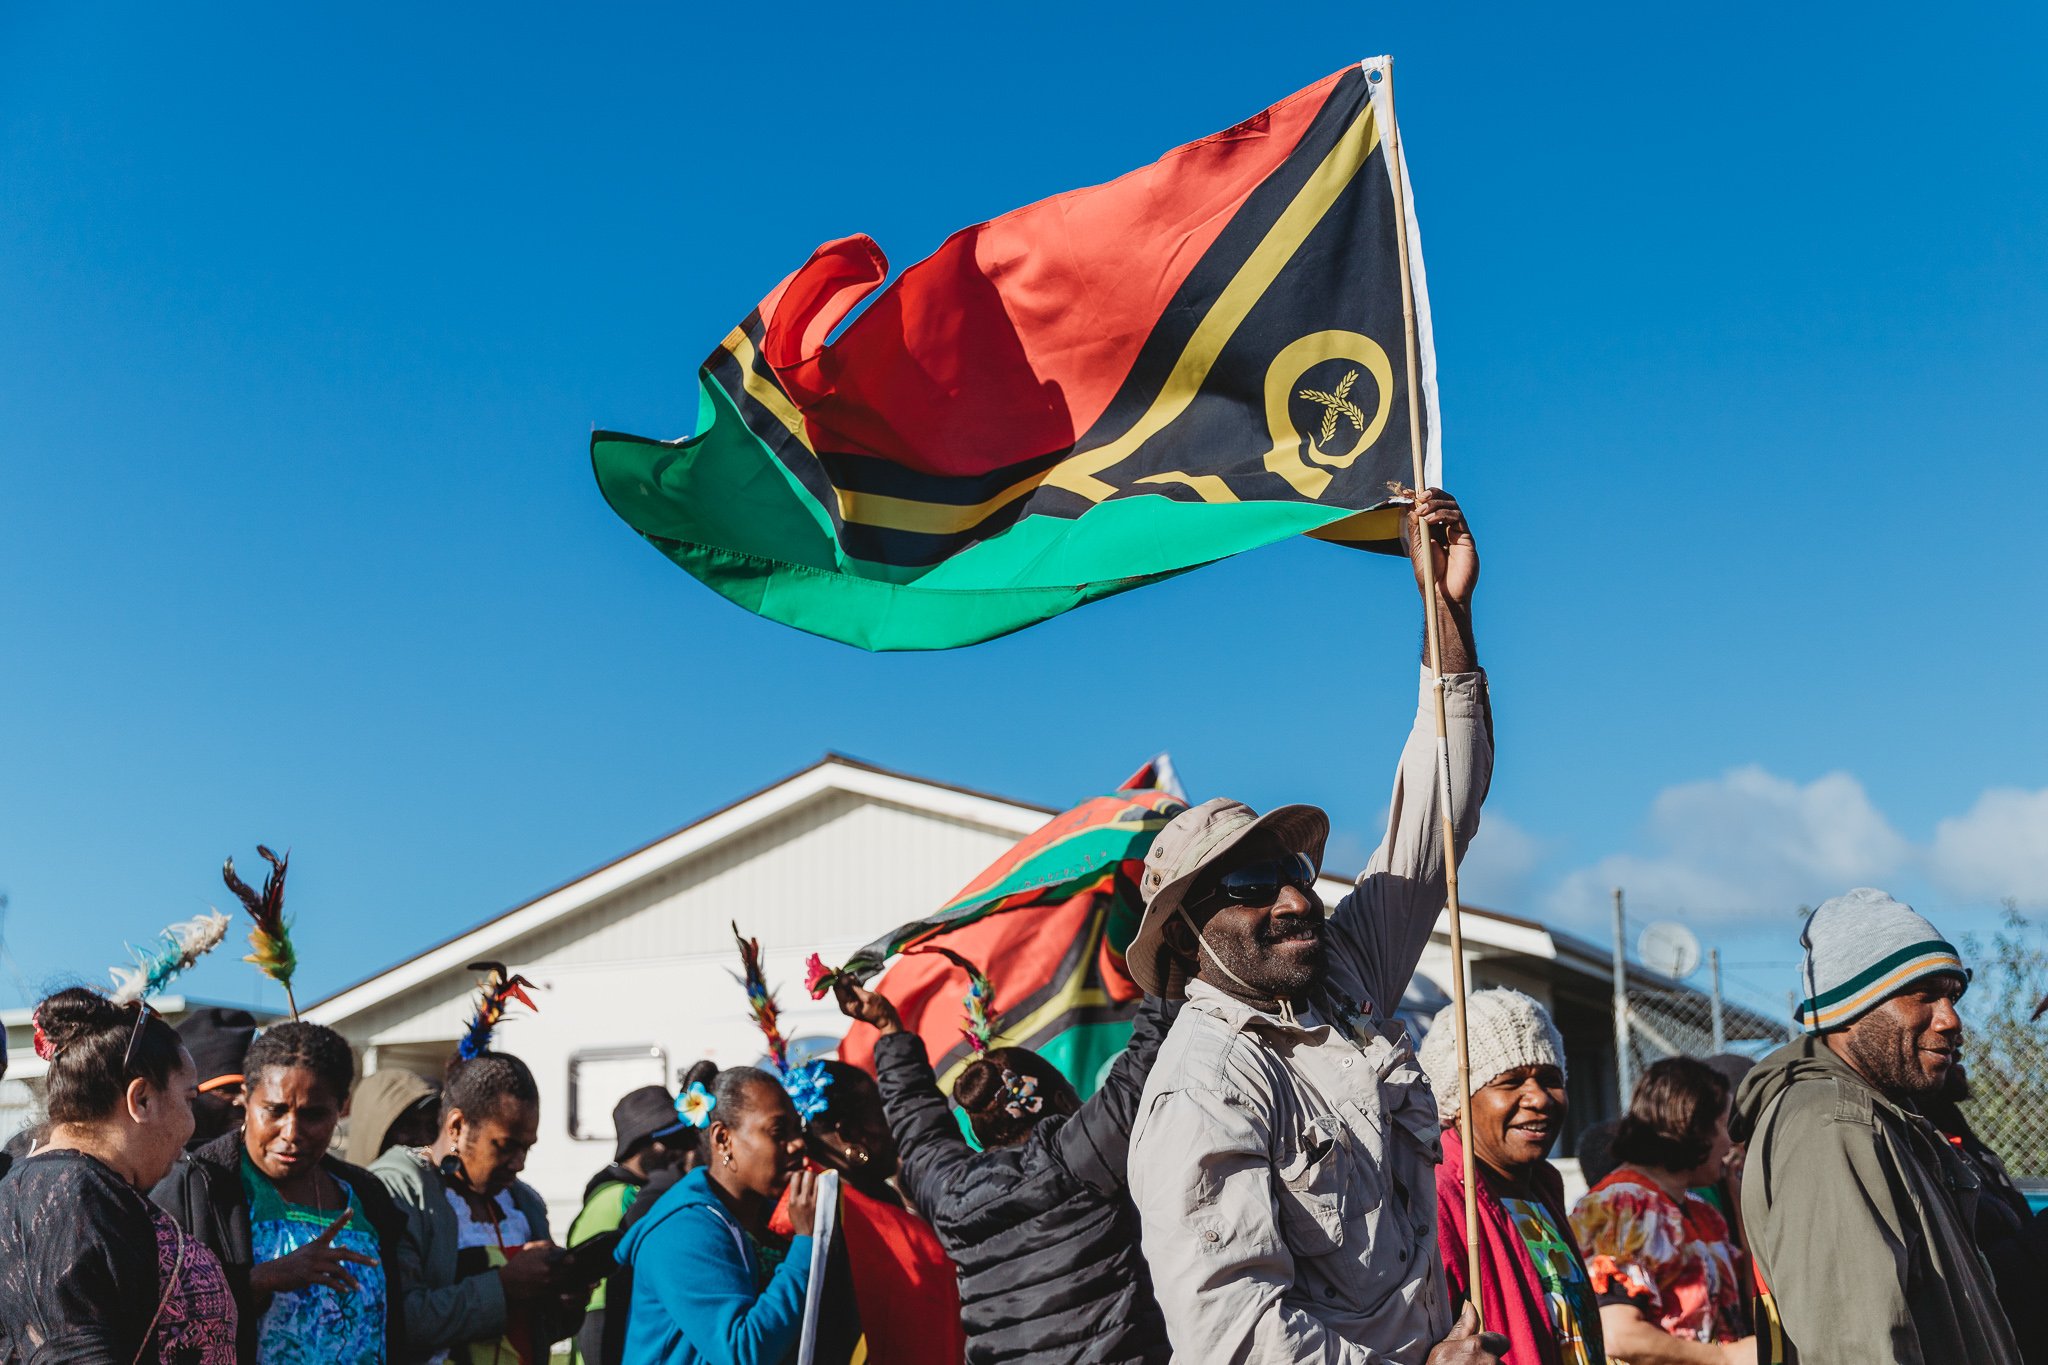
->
xmin=616 ymin=1067 xmax=819 ymax=1365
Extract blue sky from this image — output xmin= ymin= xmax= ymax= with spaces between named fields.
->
xmin=3 ymin=2 xmax=2044 ymax=1028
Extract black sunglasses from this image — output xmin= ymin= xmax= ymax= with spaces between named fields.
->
xmin=122 ymin=1001 xmax=153 ymax=1075
xmin=1197 ymin=853 xmax=1319 ymax=909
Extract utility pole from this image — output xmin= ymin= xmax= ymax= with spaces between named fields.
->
xmin=1612 ymin=887 xmax=1632 ymax=1116
xmin=1786 ymin=990 xmax=1800 ymax=1042
xmin=1709 ymin=947 xmax=1726 ymax=1054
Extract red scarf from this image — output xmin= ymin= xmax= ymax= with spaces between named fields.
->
xmin=1434 ymin=1126 xmax=1577 ymax=1365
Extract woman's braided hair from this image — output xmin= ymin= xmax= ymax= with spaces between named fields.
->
xmin=243 ymin=1021 xmax=356 ymax=1103
xmin=442 ymin=1051 xmax=539 ymax=1124
xmin=952 ymin=1046 xmax=1080 ymax=1149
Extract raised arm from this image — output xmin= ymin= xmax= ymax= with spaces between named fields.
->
xmin=1051 ymin=993 xmax=1181 ymax=1195
xmin=837 ymin=981 xmax=979 ymax=1223
xmin=1328 ymin=488 xmax=1491 ymax=1010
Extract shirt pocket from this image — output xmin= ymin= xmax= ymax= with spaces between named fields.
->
xmin=1275 ymin=1116 xmax=1348 ymax=1256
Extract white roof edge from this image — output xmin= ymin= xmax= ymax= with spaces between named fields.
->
xmin=2 ymin=994 xmax=192 ymax=1026
xmin=304 ymin=759 xmax=1052 ymax=1027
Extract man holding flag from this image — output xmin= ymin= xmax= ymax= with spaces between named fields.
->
xmin=1127 ymin=489 xmax=1505 ymax=1365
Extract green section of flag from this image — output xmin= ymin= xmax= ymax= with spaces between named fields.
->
xmin=1039 ymin=1018 xmax=1137 ymax=1097
xmin=591 ymin=374 xmax=1360 ymax=651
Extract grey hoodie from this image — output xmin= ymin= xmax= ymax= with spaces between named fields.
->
xmin=1735 ymin=1036 xmax=2017 ymax=1365
xmin=371 ymin=1145 xmax=552 ymax=1365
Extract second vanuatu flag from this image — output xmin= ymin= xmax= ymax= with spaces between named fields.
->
xmin=593 ymin=58 xmax=1439 ymax=650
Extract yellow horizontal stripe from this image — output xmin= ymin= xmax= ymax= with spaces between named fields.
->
xmin=1808 ymin=953 xmax=1963 ymax=1028
xmin=1306 ymin=507 xmax=1402 ymax=543
xmin=837 ymin=468 xmax=1045 ymax=535
xmin=1133 ymin=471 xmax=1242 ymax=503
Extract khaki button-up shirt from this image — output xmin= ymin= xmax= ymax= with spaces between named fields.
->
xmin=1128 ymin=668 xmax=1491 ymax=1364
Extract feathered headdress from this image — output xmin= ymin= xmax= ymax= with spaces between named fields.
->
xmin=914 ymin=946 xmax=1001 ymax=1053
xmin=108 ymin=912 xmax=232 ymax=1006
xmin=223 ymin=845 xmax=299 ymax=1018
xmin=733 ymin=922 xmax=833 ymax=1123
xmin=457 ymin=960 xmax=539 ymax=1061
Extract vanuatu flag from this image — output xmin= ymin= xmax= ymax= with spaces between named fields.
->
xmin=835 ymin=759 xmax=1185 ymax=1097
xmin=593 ymin=58 xmax=1439 ymax=650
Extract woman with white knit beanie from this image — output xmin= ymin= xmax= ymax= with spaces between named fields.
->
xmin=1418 ymin=988 xmax=1607 ymax=1365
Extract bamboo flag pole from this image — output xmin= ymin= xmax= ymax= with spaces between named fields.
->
xmin=1377 ymin=56 xmax=1484 ymax=1317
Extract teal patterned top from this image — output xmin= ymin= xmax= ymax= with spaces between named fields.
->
xmin=241 ymin=1155 xmax=388 ymax=1365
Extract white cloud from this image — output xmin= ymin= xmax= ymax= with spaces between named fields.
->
xmin=1543 ymin=766 xmax=1909 ymax=927
xmin=1928 ymin=787 xmax=2048 ymax=906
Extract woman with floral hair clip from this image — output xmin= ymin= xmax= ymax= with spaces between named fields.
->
xmin=833 ymin=948 xmax=1179 ymax=1364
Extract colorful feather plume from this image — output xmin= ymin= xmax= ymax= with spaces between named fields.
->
xmin=914 ymin=946 xmax=1001 ymax=1053
xmin=108 ymin=911 xmax=232 ymax=1006
xmin=731 ymin=922 xmax=833 ymax=1122
xmin=223 ymin=844 xmax=299 ymax=1017
xmin=734 ymin=923 xmax=791 ymax=1069
xmin=457 ymin=960 xmax=539 ymax=1061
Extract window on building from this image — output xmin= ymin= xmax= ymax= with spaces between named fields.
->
xmin=567 ymin=1045 xmax=670 ymax=1142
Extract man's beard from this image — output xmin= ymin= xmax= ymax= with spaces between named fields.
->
xmin=1209 ymin=919 xmax=1327 ymax=1000
xmin=1841 ymin=1018 xmax=1947 ymax=1102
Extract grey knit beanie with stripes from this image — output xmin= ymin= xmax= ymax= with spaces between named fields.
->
xmin=1797 ymin=888 xmax=1970 ymax=1033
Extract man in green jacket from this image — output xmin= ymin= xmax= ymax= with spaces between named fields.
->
xmin=1735 ymin=888 xmax=2018 ymax=1365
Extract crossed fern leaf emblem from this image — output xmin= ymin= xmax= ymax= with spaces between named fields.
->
xmin=1298 ymin=369 xmax=1365 ymax=450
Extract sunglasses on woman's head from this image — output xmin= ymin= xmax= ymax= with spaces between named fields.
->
xmin=121 ymin=1002 xmax=152 ymax=1074
xmin=1199 ymin=852 xmax=1319 ymax=908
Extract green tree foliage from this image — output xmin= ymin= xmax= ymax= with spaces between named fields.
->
xmin=1960 ymin=903 xmax=2048 ymax=1180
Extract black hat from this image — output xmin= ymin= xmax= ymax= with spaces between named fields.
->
xmin=176 ymin=1007 xmax=259 ymax=1091
xmin=612 ymin=1086 xmax=688 ymax=1162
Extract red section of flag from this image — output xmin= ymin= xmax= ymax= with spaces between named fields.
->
xmin=838 ymin=886 xmax=1137 ymax=1077
xmin=839 ymin=1182 xmax=966 ymax=1365
xmin=753 ymin=70 xmax=1345 ymax=475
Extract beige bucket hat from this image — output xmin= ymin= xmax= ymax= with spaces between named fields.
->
xmin=1128 ymin=797 xmax=1330 ymax=998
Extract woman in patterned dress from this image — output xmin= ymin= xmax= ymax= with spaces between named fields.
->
xmin=1570 ymin=1057 xmax=1756 ymax=1364
xmin=153 ymin=1022 xmax=406 ymax=1365
xmin=0 ymin=987 xmax=237 ymax=1365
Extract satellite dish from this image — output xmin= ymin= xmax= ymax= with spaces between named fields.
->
xmin=1638 ymin=921 xmax=1702 ymax=979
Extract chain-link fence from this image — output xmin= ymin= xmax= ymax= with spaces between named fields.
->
xmin=1956 ymin=911 xmax=2048 ymax=1181
xmin=1622 ymin=982 xmax=1787 ymax=1084
xmin=1611 ymin=912 xmax=2048 ymax=1183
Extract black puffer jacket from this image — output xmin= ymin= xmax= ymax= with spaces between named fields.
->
xmin=151 ymin=1128 xmax=407 ymax=1365
xmin=874 ymin=994 xmax=1176 ymax=1365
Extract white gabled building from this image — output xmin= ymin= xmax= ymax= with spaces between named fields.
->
xmin=0 ymin=754 xmax=1747 ymax=1230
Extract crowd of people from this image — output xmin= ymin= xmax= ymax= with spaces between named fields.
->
xmin=0 ymin=490 xmax=2041 ymax=1365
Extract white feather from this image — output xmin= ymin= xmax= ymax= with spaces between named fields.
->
xmin=109 ymin=911 xmax=233 ymax=1005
